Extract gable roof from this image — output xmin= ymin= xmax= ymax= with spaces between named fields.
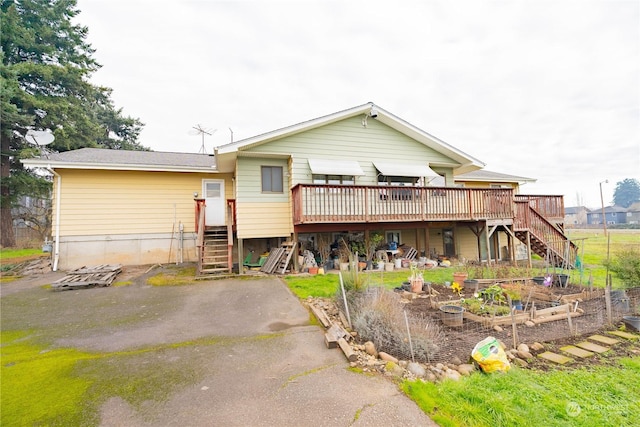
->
xmin=216 ymin=102 xmax=485 ymax=174
xmin=21 ymin=148 xmax=217 ymax=173
xmin=430 ymin=169 xmax=535 ymax=186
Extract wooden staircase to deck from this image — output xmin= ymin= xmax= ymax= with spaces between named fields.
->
xmin=198 ymin=226 xmax=231 ymax=276
xmin=514 ymin=201 xmax=577 ymax=268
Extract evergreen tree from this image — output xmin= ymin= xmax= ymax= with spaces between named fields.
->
xmin=1 ymin=0 xmax=146 ymax=247
xmin=612 ymin=178 xmax=640 ymax=208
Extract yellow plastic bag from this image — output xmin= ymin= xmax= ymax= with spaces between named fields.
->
xmin=472 ymin=336 xmax=511 ymax=373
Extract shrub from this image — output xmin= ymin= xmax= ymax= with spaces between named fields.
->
xmin=605 ymin=247 xmax=640 ymax=289
xmin=349 ymin=287 xmax=442 ymax=362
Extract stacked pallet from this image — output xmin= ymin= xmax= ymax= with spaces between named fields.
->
xmin=260 ymin=242 xmax=297 ymax=274
xmin=51 ymin=264 xmax=122 ymax=291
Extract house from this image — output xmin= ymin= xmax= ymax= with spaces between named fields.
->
xmin=625 ymin=202 xmax=640 ymax=225
xmin=22 ymin=102 xmax=574 ymax=273
xmin=564 ymin=206 xmax=589 ymax=228
xmin=587 ymin=205 xmax=627 ymax=226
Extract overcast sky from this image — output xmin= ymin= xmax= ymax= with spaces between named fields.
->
xmin=75 ymin=0 xmax=639 ymax=208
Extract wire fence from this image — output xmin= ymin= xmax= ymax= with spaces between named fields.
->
xmin=341 ymin=280 xmax=639 ymax=364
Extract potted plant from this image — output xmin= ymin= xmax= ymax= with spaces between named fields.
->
xmin=503 ymin=288 xmax=523 ymax=310
xmin=366 ymin=232 xmax=384 ymax=269
xmin=408 ymin=265 xmax=424 ymax=292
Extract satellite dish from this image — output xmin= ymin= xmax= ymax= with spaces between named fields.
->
xmin=25 ymin=130 xmax=55 ymax=146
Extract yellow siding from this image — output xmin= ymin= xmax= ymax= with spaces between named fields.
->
xmin=456 ymin=227 xmax=480 ymax=262
xmin=236 ymin=202 xmax=292 ymax=238
xmin=55 ymin=169 xmax=232 ymax=236
xmin=459 ymin=181 xmax=518 ymax=191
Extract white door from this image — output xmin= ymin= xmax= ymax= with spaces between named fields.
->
xmin=203 ymin=180 xmax=225 ymax=226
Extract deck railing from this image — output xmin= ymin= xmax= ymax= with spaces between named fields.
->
xmin=514 ymin=195 xmax=564 ymax=221
xmin=292 ymin=184 xmax=515 ymax=224
xmin=514 ymin=201 xmax=575 ymax=257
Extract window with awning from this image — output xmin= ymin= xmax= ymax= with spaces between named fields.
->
xmin=308 ymin=159 xmax=365 ymax=176
xmin=309 ymin=159 xmax=364 ymax=185
xmin=373 ymin=161 xmax=438 ymax=179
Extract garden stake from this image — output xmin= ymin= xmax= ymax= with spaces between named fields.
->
xmin=403 ymin=310 xmax=415 ymax=363
xmin=339 ymin=273 xmax=352 ymax=329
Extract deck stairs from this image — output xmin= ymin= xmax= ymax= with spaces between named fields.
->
xmin=198 ymin=226 xmax=231 ymax=276
xmin=514 ymin=205 xmax=577 ymax=268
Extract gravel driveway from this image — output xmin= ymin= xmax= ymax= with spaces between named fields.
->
xmin=1 ymin=267 xmax=436 ymax=426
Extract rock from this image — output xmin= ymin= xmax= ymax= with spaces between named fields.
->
xmin=506 ymin=351 xmax=516 ymax=360
xmin=398 ymin=360 xmax=408 ymax=368
xmin=425 ymin=372 xmax=437 ymax=382
xmin=378 ymin=351 xmax=398 ymax=363
xmin=457 ymin=364 xmax=475 ymax=376
xmin=364 ymin=341 xmax=378 ymax=357
xmin=493 ymin=325 xmax=504 ymax=332
xmin=517 ymin=350 xmax=533 ymax=360
xmin=407 ymin=362 xmax=426 ymax=377
xmin=450 ymin=356 xmax=462 ymax=365
xmin=531 ymin=342 xmax=544 ymax=351
xmin=444 ymin=369 xmax=461 ymax=381
xmin=513 ymin=358 xmax=528 ymax=367
xmin=525 ymin=320 xmax=535 ymax=327
xmin=435 ymin=363 xmax=445 ymax=370
xmin=517 ymin=343 xmax=530 ymax=353
xmin=447 ymin=363 xmax=458 ymax=370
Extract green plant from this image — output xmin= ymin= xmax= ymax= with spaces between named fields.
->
xmin=462 ymin=298 xmax=510 ymax=316
xmin=503 ymin=288 xmax=522 ymax=301
xmin=366 ymin=231 xmax=385 ymax=261
xmin=477 ymin=284 xmax=506 ymax=304
xmin=605 ymin=247 xmax=640 ymax=289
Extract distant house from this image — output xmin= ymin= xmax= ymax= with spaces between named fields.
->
xmin=22 ymin=102 xmax=575 ymax=273
xmin=626 ymin=202 xmax=640 ymax=225
xmin=587 ymin=206 xmax=627 ymax=225
xmin=564 ymin=206 xmax=589 ymax=227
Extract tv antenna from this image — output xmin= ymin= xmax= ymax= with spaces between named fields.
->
xmin=189 ymin=124 xmax=216 ymax=154
xmin=24 ymin=129 xmax=55 ymax=159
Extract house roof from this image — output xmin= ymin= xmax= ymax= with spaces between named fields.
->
xmin=564 ymin=206 xmax=588 ymax=214
xmin=216 ymin=102 xmax=486 ymax=175
xmin=429 ymin=169 xmax=535 ymax=186
xmin=21 ymin=148 xmax=218 ymax=173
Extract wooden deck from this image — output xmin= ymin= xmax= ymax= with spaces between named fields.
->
xmin=292 ymin=184 xmax=515 ymax=224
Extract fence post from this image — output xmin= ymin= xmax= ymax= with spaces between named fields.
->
xmin=604 ymin=274 xmax=612 ymax=325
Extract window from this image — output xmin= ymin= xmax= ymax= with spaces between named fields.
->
xmin=386 ymin=231 xmax=401 ymax=245
xmin=312 ymin=174 xmax=355 ymax=185
xmin=261 ymin=166 xmax=283 ymax=193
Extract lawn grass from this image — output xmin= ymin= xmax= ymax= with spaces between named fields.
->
xmin=283 ymin=229 xmax=640 ymax=427
xmin=402 ymin=357 xmax=640 ymax=427
xmin=566 ymin=229 xmax=640 ymax=288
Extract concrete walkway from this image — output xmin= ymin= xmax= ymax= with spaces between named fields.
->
xmin=1 ymin=271 xmax=437 ymax=426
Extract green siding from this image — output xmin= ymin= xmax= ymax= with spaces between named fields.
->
xmin=236 ymin=157 xmax=289 ymax=203
xmin=242 ymin=116 xmax=455 ymax=186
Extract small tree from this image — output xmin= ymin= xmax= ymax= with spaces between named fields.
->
xmin=605 ymin=247 xmax=640 ymax=289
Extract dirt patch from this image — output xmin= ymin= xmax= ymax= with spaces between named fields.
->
xmin=401 ymin=283 xmax=640 ymax=366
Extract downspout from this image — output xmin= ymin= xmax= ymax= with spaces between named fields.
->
xmin=48 ymin=167 xmax=61 ymax=271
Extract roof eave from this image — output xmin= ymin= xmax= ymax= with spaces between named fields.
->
xmin=21 ymin=159 xmax=219 ymax=174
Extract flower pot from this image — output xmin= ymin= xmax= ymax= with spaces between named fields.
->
xmin=385 ymin=262 xmax=394 ymax=272
xmin=340 ymin=262 xmax=349 ymax=271
xmin=554 ymin=274 xmax=569 ymax=287
xmin=453 ymin=272 xmax=468 ymax=285
xmin=317 ymin=267 xmax=325 ymax=275
xmin=308 ymin=267 xmax=319 ymax=275
xmin=394 ymin=258 xmax=402 ymax=268
xmin=401 ymin=259 xmax=410 ymax=268
xmin=622 ymin=315 xmax=640 ymax=332
xmin=532 ymin=276 xmax=545 ymax=286
xmin=439 ymin=305 xmax=464 ymax=327
xmin=410 ymin=278 xmax=424 ymax=293
xmin=511 ymin=300 xmax=523 ymax=311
